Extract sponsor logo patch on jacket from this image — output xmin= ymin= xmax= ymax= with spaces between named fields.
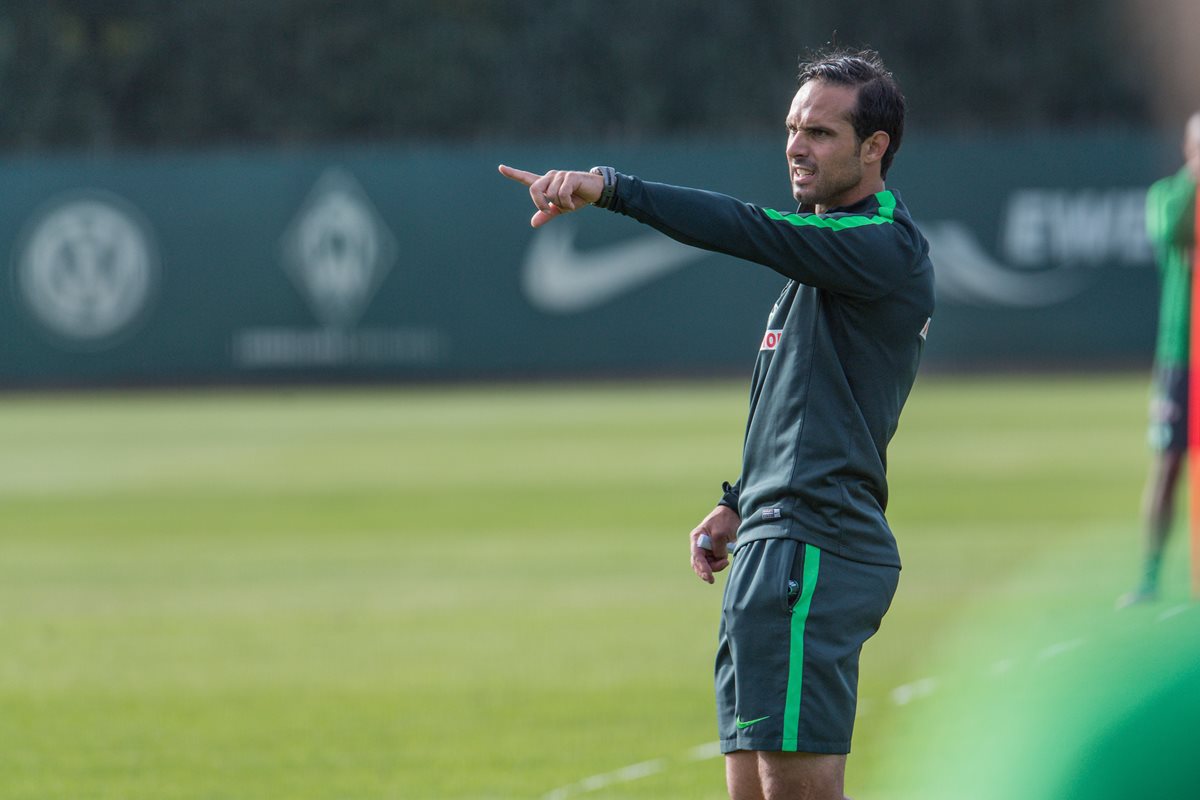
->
xmin=761 ymin=507 xmax=782 ymax=520
xmin=760 ymin=329 xmax=784 ymax=351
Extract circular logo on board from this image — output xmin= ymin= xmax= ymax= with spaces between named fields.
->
xmin=15 ymin=192 xmax=158 ymax=346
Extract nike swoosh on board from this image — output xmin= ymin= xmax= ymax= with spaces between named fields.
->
xmin=921 ymin=220 xmax=1087 ymax=308
xmin=521 ymin=223 xmax=707 ymax=314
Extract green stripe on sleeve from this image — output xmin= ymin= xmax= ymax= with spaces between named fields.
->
xmin=765 ymin=190 xmax=897 ymax=230
xmin=782 ymin=544 xmax=821 ymax=751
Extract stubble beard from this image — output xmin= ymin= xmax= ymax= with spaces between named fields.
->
xmin=791 ymin=162 xmax=863 ymax=211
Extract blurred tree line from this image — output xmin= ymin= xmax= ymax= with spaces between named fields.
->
xmin=0 ymin=0 xmax=1151 ymax=153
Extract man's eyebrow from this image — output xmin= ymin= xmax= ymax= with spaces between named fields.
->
xmin=786 ymin=120 xmax=837 ymax=133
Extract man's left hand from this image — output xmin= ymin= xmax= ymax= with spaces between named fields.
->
xmin=690 ymin=504 xmax=740 ymax=584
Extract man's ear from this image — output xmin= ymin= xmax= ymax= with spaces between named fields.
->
xmin=860 ymin=131 xmax=890 ymax=166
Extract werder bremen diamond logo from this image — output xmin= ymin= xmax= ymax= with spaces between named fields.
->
xmin=281 ymin=168 xmax=397 ymax=327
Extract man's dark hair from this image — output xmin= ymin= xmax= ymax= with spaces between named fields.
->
xmin=797 ymin=48 xmax=905 ymax=179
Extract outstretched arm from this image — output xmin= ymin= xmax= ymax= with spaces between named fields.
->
xmin=498 ymin=164 xmax=604 ymax=228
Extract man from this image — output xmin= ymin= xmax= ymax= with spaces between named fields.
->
xmin=1119 ymin=113 xmax=1200 ymax=608
xmin=500 ymin=48 xmax=933 ymax=800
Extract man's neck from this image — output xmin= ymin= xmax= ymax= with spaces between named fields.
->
xmin=814 ymin=180 xmax=886 ymax=215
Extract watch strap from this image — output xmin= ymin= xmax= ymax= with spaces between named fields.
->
xmin=589 ymin=166 xmax=618 ymax=209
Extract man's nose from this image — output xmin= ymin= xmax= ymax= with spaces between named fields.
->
xmin=786 ymin=132 xmax=806 ymax=157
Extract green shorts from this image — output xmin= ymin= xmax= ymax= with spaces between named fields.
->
xmin=715 ymin=538 xmax=899 ymax=755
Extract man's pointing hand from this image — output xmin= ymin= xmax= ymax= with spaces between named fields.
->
xmin=498 ymin=164 xmax=604 ymax=228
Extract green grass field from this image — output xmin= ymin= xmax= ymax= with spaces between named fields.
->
xmin=1 ymin=375 xmax=1196 ymax=799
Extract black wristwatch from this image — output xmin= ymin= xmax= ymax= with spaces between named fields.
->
xmin=589 ymin=166 xmax=618 ymax=209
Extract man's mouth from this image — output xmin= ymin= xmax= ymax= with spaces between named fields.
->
xmin=792 ymin=165 xmax=815 ymax=183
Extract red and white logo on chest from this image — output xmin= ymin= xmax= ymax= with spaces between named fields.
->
xmin=760 ymin=329 xmax=784 ymax=351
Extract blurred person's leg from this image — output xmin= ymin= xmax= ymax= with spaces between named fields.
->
xmin=1121 ymin=367 xmax=1188 ymax=607
xmin=1121 ymin=449 xmax=1185 ymax=607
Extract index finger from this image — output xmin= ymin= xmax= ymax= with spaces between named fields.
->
xmin=691 ymin=548 xmax=714 ymax=583
xmin=498 ymin=164 xmax=540 ymax=186
xmin=691 ymin=531 xmax=716 ymax=583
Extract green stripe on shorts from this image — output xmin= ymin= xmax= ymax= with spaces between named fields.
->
xmin=782 ymin=544 xmax=821 ymax=751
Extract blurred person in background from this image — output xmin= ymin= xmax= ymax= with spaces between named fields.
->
xmin=1120 ymin=113 xmax=1200 ymax=608
xmin=500 ymin=48 xmax=933 ymax=800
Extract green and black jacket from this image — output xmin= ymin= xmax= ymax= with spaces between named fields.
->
xmin=606 ymin=175 xmax=934 ymax=567
xmin=1145 ymin=167 xmax=1194 ymax=370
